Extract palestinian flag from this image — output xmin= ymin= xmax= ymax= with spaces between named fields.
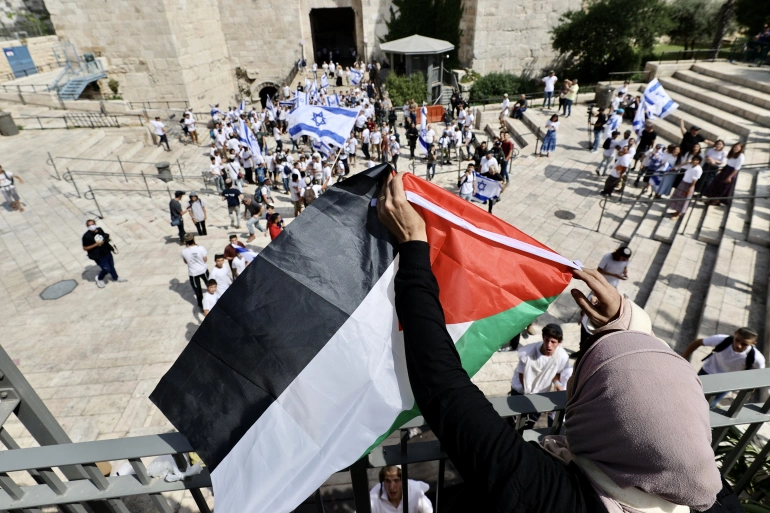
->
xmin=150 ymin=164 xmax=576 ymax=513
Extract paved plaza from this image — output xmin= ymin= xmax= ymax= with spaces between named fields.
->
xmin=0 ymin=62 xmax=769 ymax=510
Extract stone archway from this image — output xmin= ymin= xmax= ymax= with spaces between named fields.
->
xmin=255 ymin=82 xmax=281 ymax=108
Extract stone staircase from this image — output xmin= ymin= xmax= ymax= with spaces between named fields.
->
xmin=609 ymin=63 xmax=770 ymax=358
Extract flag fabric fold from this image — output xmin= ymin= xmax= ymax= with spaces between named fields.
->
xmin=632 ymin=100 xmax=647 ymax=137
xmin=287 ymin=105 xmax=357 ymax=149
xmin=643 ymin=79 xmax=679 ymax=120
xmin=150 ymin=166 xmax=574 ymax=513
xmin=320 ymin=73 xmax=329 ymax=89
xmin=266 ymin=95 xmax=277 ymax=119
xmin=350 ymin=68 xmax=363 ymax=86
xmin=418 ymin=105 xmax=429 ymax=156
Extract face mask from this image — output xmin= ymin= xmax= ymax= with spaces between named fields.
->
xmin=88 ymin=225 xmax=98 ymax=231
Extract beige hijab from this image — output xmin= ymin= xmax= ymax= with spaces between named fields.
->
xmin=562 ymin=329 xmax=722 ymax=511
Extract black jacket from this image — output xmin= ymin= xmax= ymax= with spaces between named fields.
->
xmin=394 ymin=241 xmax=744 ymax=513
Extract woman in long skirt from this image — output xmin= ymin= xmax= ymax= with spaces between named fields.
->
xmin=539 ymin=114 xmax=559 ymax=157
xmin=705 ymin=142 xmax=745 ymax=206
xmin=669 ymin=156 xmax=703 ymax=218
xmin=696 ymin=140 xmax=726 ymax=194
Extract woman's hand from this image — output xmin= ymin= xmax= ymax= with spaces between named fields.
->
xmin=570 ymin=268 xmax=622 ymax=328
xmin=376 ymin=172 xmax=427 ymax=244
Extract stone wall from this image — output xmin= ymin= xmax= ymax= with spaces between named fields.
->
xmin=0 ymin=34 xmax=59 ymax=79
xmin=462 ymin=0 xmax=581 ymax=77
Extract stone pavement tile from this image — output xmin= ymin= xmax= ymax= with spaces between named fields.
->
xmin=44 ymin=396 xmax=91 ymax=417
xmin=82 ymin=393 xmax=131 ymax=415
xmin=51 ymin=383 xmax=106 ymax=399
xmin=137 ymin=362 xmax=173 ymax=380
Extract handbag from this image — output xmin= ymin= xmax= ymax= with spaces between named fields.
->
xmin=171 ymin=215 xmax=182 ymax=227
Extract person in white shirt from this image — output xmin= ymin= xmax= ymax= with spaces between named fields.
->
xmin=181 ymin=235 xmax=208 ymax=310
xmin=698 ymin=139 xmax=726 ymax=194
xmin=458 ymin=165 xmax=477 ymax=201
xmin=424 ymin=125 xmax=435 ymax=149
xmin=0 ymin=165 xmax=24 ymax=212
xmin=347 ymin=135 xmax=358 ymax=166
xmin=464 ymin=109 xmax=474 ymax=131
xmin=272 ymin=125 xmax=283 ymax=153
xmin=601 ymin=145 xmax=631 ymax=197
xmin=705 ymin=142 xmax=745 ymax=206
xmin=500 ymin=93 xmax=510 ymax=127
xmin=538 ymin=114 xmax=559 ymax=158
xmin=201 ymin=279 xmax=220 ymax=316
xmin=208 ymin=254 xmax=232 ymax=296
xmin=361 ymin=126 xmax=371 ymax=160
xmin=597 ymin=246 xmax=631 ymax=288
xmin=288 ymin=171 xmax=305 ymax=217
xmin=681 ymin=327 xmax=764 ymax=407
xmin=541 ymin=71 xmax=558 ymax=109
xmin=670 ymin=155 xmax=703 ymax=218
xmin=183 ymin=113 xmax=198 ymax=145
xmin=369 ymin=466 xmax=433 ymax=513
xmin=511 ymin=324 xmax=569 ymax=428
xmin=611 ymin=92 xmax=624 ymax=113
xmin=389 ymin=135 xmax=400 ymax=171
xmin=321 ymin=160 xmax=333 ymax=190
xmin=150 ymin=116 xmax=170 ymax=151
xmin=370 ymin=128 xmax=382 ymax=161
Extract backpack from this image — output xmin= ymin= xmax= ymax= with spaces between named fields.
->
xmin=255 ymin=187 xmax=264 ymax=204
xmin=603 ymin=137 xmax=613 ymax=150
xmin=702 ymin=336 xmax=756 ymax=370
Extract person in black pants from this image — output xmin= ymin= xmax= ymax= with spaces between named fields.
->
xmin=377 ymin=172 xmax=742 ymax=513
xmin=169 ymin=191 xmax=186 ymax=243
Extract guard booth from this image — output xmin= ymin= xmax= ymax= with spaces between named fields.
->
xmin=3 ymin=46 xmax=37 ymax=78
xmin=379 ymin=35 xmax=455 ymax=104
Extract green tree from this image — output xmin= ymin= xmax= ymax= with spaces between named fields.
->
xmin=667 ymin=0 xmax=720 ymax=50
xmin=384 ymin=73 xmax=427 ymax=106
xmin=469 ymin=72 xmax=539 ymax=102
xmin=711 ymin=0 xmax=736 ymax=53
xmin=734 ymin=0 xmax=770 ymax=37
xmin=384 ymin=0 xmax=463 ymax=66
xmin=551 ymin=0 xmax=674 ymax=83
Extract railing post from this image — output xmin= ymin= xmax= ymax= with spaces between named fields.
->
xmin=85 ymin=186 xmax=104 ymax=219
xmin=401 ymin=431 xmax=409 ymax=513
xmin=141 ymin=171 xmax=151 ymax=198
xmin=117 ymin=156 xmax=128 ymax=182
xmin=65 ymin=168 xmax=81 ymax=198
xmin=177 ymin=159 xmax=185 ymax=182
xmin=349 ymin=457 xmax=371 ymax=513
xmin=596 ymin=197 xmax=607 ymax=232
xmin=47 ymin=152 xmax=61 ymax=180
xmin=17 ymin=85 xmax=24 ymax=105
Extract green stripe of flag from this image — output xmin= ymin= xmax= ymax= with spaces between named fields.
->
xmin=362 ymin=295 xmax=560 ymax=456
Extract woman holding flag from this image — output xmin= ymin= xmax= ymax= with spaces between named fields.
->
xmin=376 ymin=171 xmax=739 ymax=513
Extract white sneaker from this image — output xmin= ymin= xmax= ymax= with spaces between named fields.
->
xmin=95 ymin=277 xmax=106 ymax=288
xmin=116 ymin=277 xmax=127 ymax=283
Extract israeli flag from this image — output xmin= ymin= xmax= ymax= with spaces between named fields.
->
xmin=238 ymin=99 xmax=246 ymax=114
xmin=310 ymin=80 xmax=319 ymax=101
xmin=266 ymin=95 xmax=277 ymax=119
xmin=280 ymin=97 xmax=298 ymax=109
xmin=326 ymin=94 xmax=340 ymax=107
xmin=313 ymin=139 xmax=333 ymax=158
xmin=288 ymin=105 xmax=358 ymax=149
xmin=350 ymin=68 xmax=363 ymax=86
xmin=632 ymin=102 xmax=647 ymax=137
xmin=320 ymin=74 xmax=329 ymax=90
xmin=643 ymin=79 xmax=679 ymax=120
xmin=305 ymin=78 xmax=312 ymax=91
xmin=234 ymin=245 xmax=258 ymax=263
xmin=418 ymin=104 xmax=429 ymax=156
xmin=238 ymin=119 xmax=263 ymax=159
xmin=649 ymin=161 xmax=671 ymax=189
xmin=604 ymin=112 xmax=623 ymax=138
xmin=298 ymin=93 xmax=308 ymax=107
xmin=473 ymin=173 xmax=502 ymax=202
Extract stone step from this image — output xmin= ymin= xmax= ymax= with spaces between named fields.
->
xmin=698 ymin=203 xmax=728 ymax=246
xmin=663 ymin=89 xmax=752 ymax=141
xmin=646 ymin=234 xmax=718 ymax=352
xmin=691 ymin=64 xmax=770 ymax=96
xmin=504 ymin=118 xmax=538 ymax=150
xmin=659 ymin=75 xmax=770 ymax=129
xmin=674 ymin=70 xmax=770 ymax=112
xmin=636 ymin=201 xmax=667 ymax=239
xmin=749 ymin=171 xmax=770 ymax=247
xmin=697 ymin=163 xmax=754 ymax=246
xmin=614 ymin=194 xmax=651 ymax=242
xmin=653 ymin=211 xmax=683 ymax=244
xmin=697 ymin=237 xmax=769 ymax=346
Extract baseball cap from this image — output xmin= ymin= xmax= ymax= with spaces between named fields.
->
xmin=189 ymin=191 xmax=198 ymax=197
xmin=690 ymin=125 xmax=701 ymax=131
xmin=616 ymin=108 xmax=625 ymax=114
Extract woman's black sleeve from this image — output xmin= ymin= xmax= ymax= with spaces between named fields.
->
xmin=394 ymin=241 xmax=598 ymax=513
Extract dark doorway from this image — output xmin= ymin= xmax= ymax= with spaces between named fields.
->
xmin=309 ymin=8 xmax=357 ymax=67
xmin=258 ymin=86 xmax=277 ymax=109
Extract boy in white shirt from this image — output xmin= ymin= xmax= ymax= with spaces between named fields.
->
xmin=209 ymin=254 xmax=232 ymax=295
xmin=202 ymin=279 xmax=220 ymax=316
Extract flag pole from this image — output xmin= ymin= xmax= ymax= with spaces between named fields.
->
xmin=330 ymin=146 xmax=344 ymax=179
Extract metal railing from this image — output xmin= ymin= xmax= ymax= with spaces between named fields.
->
xmin=16 ymin=113 xmax=125 ymax=130
xmin=127 ymin=100 xmax=191 ymax=111
xmin=0 ymin=62 xmax=61 ymax=84
xmin=2 ymin=327 xmax=770 ymax=513
xmin=657 ymin=48 xmax=725 ymax=64
xmin=607 ymin=70 xmax=652 ymax=85
xmin=48 ymin=153 xmax=188 ymax=181
xmin=728 ymin=39 xmax=770 ymax=67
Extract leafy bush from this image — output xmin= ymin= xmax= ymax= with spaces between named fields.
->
xmin=108 ymin=79 xmax=120 ymax=95
xmin=469 ymin=72 xmax=539 ymax=102
xmin=384 ymin=73 xmax=427 ymax=107
xmin=460 ymin=70 xmax=481 ymax=84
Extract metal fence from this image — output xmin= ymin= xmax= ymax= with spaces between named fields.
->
xmin=2 ymin=331 xmax=770 ymax=513
xmin=16 ymin=113 xmax=123 ymax=130
xmin=127 ymin=100 xmax=191 ymax=111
